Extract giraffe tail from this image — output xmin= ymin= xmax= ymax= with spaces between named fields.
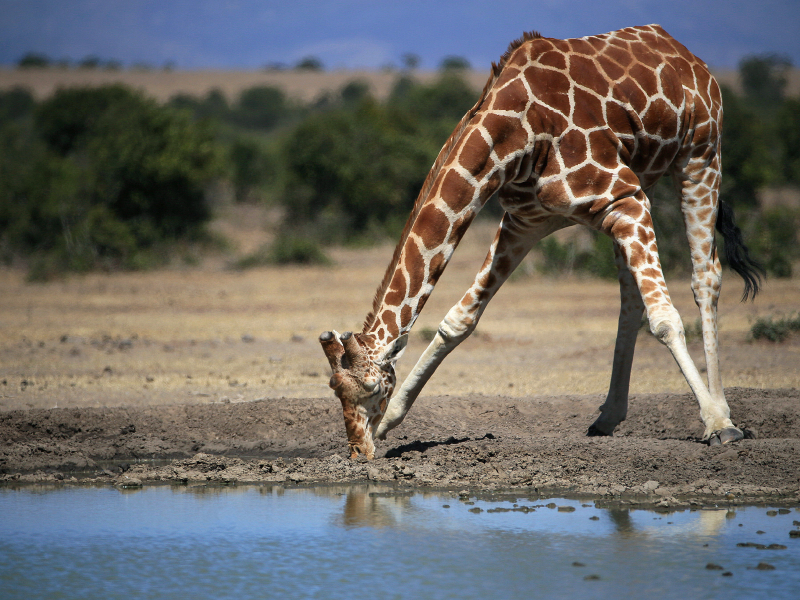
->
xmin=715 ymin=200 xmax=765 ymax=302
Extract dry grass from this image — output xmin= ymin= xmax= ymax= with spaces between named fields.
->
xmin=3 ymin=67 xmax=798 ymax=104
xmin=2 ymin=213 xmax=798 ymax=412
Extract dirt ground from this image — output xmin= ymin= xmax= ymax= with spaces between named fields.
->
xmin=1 ymin=212 xmax=799 ymax=504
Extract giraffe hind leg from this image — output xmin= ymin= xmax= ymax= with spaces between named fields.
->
xmin=675 ymin=156 xmax=744 ymax=444
xmin=588 ymin=242 xmax=644 ymax=436
xmin=606 ymin=189 xmax=740 ymax=443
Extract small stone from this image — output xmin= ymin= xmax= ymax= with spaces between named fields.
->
xmin=778 ymin=508 xmax=790 ymax=514
xmin=572 ymin=562 xmax=586 ymax=567
xmin=241 ymin=334 xmax=255 ymax=343
xmin=116 ymin=477 xmax=142 ymax=488
xmin=589 ymin=516 xmax=600 ymax=521
xmin=583 ymin=574 xmax=601 ymax=581
xmin=756 ymin=530 xmax=766 ymax=534
xmin=558 ymin=506 xmax=576 ymax=512
xmin=789 ymin=530 xmax=800 ymax=538
xmin=766 ymin=510 xmax=778 ymax=516
xmin=751 ymin=562 xmax=775 ymax=571
xmin=643 ymin=480 xmax=659 ymax=492
xmin=546 ymin=502 xmax=557 ymax=509
xmin=468 ymin=507 xmax=483 ymax=514
xmin=722 ymin=571 xmax=733 ymax=577
xmin=706 ymin=563 xmax=724 ymax=570
xmin=767 ymin=544 xmax=787 ymax=550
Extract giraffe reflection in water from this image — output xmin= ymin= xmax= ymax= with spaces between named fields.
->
xmin=313 ymin=485 xmax=732 ymax=539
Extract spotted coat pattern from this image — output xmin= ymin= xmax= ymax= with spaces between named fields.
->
xmin=321 ymin=25 xmax=744 ymax=458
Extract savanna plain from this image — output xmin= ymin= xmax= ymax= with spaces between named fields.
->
xmin=1 ymin=207 xmax=799 ymax=505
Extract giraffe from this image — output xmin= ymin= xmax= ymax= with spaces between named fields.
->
xmin=319 ymin=24 xmax=763 ymax=460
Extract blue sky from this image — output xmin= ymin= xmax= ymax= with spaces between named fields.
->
xmin=1 ymin=0 xmax=799 ymax=71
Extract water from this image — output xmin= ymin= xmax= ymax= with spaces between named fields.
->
xmin=1 ymin=485 xmax=798 ymax=600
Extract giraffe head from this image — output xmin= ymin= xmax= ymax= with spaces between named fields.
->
xmin=319 ymin=330 xmax=407 ymax=459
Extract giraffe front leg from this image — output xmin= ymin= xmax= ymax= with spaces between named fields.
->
xmin=607 ymin=193 xmax=741 ymax=443
xmin=376 ymin=213 xmax=569 ymax=440
xmin=588 ymin=242 xmax=644 ymax=436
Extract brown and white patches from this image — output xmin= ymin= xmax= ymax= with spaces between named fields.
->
xmin=336 ymin=25 xmax=740 ymax=451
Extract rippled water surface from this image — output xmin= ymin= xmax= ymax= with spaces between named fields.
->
xmin=1 ymin=485 xmax=799 ymax=599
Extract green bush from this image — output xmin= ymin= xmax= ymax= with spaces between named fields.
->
xmin=234 ymin=234 xmax=330 ymax=268
xmin=281 ymin=98 xmax=438 ymax=241
xmin=738 ymin=206 xmax=800 ymax=277
xmin=0 ymin=85 xmax=222 ymax=277
xmin=750 ymin=313 xmax=800 ymax=342
xmin=537 ymin=232 xmax=616 ymax=279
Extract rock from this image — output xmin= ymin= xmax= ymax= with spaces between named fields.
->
xmin=706 ymin=563 xmax=724 ymax=570
xmin=642 ymin=480 xmax=659 ymax=493
xmin=751 ymin=562 xmax=776 ymax=571
xmin=116 ymin=476 xmax=142 ymax=488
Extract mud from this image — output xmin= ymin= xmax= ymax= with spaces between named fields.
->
xmin=2 ymin=386 xmax=799 ymax=506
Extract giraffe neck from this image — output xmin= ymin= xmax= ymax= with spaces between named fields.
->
xmin=363 ymin=186 xmax=476 ymax=345
xmin=360 ymin=34 xmax=549 ymax=350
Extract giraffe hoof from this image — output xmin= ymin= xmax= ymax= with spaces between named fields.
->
xmin=708 ymin=427 xmax=744 ymax=446
xmin=587 ymin=425 xmax=612 ymax=437
xmin=719 ymin=427 xmax=744 ymax=444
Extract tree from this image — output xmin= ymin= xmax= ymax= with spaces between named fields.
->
xmin=739 ymin=53 xmax=792 ymax=113
xmin=439 ymin=55 xmax=471 ymax=71
xmin=233 ymin=86 xmax=290 ymax=130
xmin=777 ymin=97 xmax=800 ymax=184
xmin=281 ymin=100 xmax=437 ymax=239
xmin=295 ymin=56 xmax=324 ymax=71
xmin=17 ymin=52 xmax=49 ymax=68
xmin=1 ymin=85 xmax=222 ymax=276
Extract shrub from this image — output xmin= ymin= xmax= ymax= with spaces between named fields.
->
xmin=234 ymin=234 xmax=330 ymax=268
xmin=537 ymin=232 xmax=616 ymax=279
xmin=0 ymin=85 xmax=222 ymax=277
xmin=750 ymin=313 xmax=800 ymax=342
xmin=281 ymin=99 xmax=437 ymax=241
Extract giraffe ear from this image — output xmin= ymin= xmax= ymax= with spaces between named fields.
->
xmin=378 ymin=334 xmax=408 ymax=368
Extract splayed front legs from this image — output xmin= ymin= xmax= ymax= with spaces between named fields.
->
xmin=376 ymin=214 xmax=571 ymax=440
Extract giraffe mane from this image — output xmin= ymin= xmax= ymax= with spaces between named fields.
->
xmin=362 ymin=30 xmax=544 ymax=334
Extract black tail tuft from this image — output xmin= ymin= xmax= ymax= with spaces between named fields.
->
xmin=715 ymin=201 xmax=765 ymax=302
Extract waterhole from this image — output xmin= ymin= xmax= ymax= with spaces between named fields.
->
xmin=1 ymin=485 xmax=799 ymax=599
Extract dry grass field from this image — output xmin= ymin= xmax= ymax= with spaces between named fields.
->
xmin=3 ymin=66 xmax=799 ymax=104
xmin=1 ymin=206 xmax=798 ymax=413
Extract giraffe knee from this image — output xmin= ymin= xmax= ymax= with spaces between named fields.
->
xmin=439 ymin=312 xmax=477 ymax=345
xmin=649 ymin=314 xmax=684 ymax=344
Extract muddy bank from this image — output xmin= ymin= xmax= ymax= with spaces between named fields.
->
xmin=2 ymin=387 xmax=800 ymax=505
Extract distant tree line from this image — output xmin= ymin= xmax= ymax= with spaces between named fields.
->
xmin=1 ymin=53 xmax=798 ymax=279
